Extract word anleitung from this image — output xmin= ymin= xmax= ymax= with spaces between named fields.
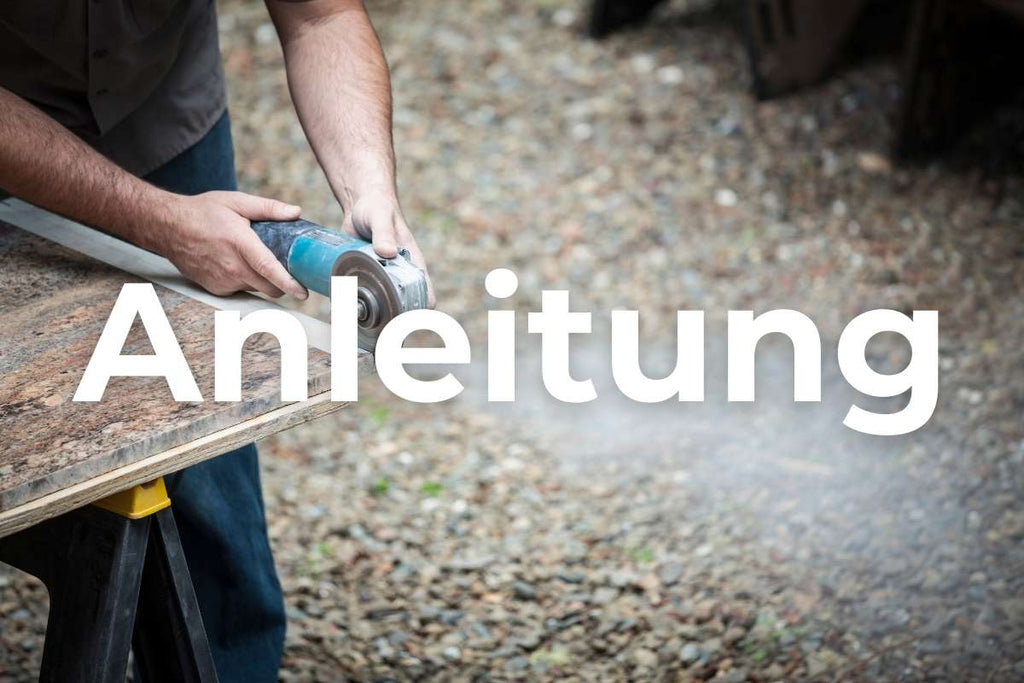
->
xmin=73 ymin=269 xmax=938 ymax=436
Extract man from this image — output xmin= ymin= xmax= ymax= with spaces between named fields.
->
xmin=0 ymin=1 xmax=429 ymax=679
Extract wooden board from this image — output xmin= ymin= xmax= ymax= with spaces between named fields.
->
xmin=0 ymin=219 xmax=369 ymax=535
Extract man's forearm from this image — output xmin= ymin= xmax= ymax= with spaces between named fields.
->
xmin=269 ymin=0 xmax=433 ymax=303
xmin=0 ymin=86 xmax=308 ymax=298
xmin=269 ymin=0 xmax=397 ymax=211
xmin=0 ymin=86 xmax=178 ymax=252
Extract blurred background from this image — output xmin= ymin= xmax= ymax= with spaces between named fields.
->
xmin=3 ymin=0 xmax=1024 ymax=680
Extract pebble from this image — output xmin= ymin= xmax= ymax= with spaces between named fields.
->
xmin=556 ymin=570 xmax=586 ymax=584
xmin=656 ymin=65 xmax=685 ymax=85
xmin=507 ymin=656 xmax=530 ymax=671
xmin=631 ymin=54 xmax=656 ymax=74
xmin=680 ymin=643 xmax=701 ymax=664
xmin=714 ymin=188 xmax=738 ymax=207
xmin=633 ymin=648 xmax=658 ymax=668
xmin=724 ymin=626 xmax=747 ymax=645
xmin=552 ymin=9 xmax=575 ymax=28
xmin=856 ymin=151 xmax=893 ymax=174
xmin=516 ymin=630 xmax=544 ymax=651
xmin=592 ymin=587 xmax=620 ymax=605
xmin=513 ymin=581 xmax=538 ymax=601
xmin=658 ymin=562 xmax=684 ymax=586
xmin=253 ymin=22 xmax=275 ymax=44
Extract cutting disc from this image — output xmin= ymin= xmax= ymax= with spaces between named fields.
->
xmin=333 ymin=245 xmax=428 ymax=351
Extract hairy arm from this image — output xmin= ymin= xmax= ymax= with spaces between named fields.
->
xmin=0 ymin=86 xmax=307 ymax=299
xmin=267 ymin=0 xmax=433 ymax=303
xmin=0 ymin=86 xmax=177 ymax=249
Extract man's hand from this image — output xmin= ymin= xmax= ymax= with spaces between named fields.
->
xmin=344 ymin=190 xmax=433 ymax=304
xmin=161 ymin=191 xmax=309 ymax=299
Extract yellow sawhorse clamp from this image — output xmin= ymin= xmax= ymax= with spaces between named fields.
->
xmin=93 ymin=477 xmax=172 ymax=519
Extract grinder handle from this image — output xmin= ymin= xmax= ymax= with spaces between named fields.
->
xmin=251 ymin=219 xmax=326 ymax=267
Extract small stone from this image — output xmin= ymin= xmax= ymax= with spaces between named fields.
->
xmin=556 ymin=570 xmax=587 ymax=584
xmin=442 ymin=645 xmax=462 ymax=662
xmin=592 ymin=587 xmax=620 ymax=605
xmin=658 ymin=562 xmax=684 ymax=586
xmin=723 ymin=626 xmax=746 ymax=645
xmin=609 ymin=571 xmax=637 ymax=588
xmin=680 ymin=643 xmax=701 ymax=663
xmin=657 ymin=65 xmax=685 ymax=85
xmin=633 ymin=648 xmax=658 ymax=668
xmin=440 ymin=609 xmax=464 ymax=626
xmin=659 ymin=637 xmax=683 ymax=663
xmin=447 ymin=555 xmax=495 ymax=571
xmin=714 ymin=189 xmax=738 ymax=208
xmin=254 ymin=23 xmax=276 ymax=44
xmin=571 ymin=122 xmax=593 ymax=141
xmin=703 ymin=637 xmax=723 ymax=656
xmin=374 ymin=637 xmax=396 ymax=661
xmin=552 ymin=8 xmax=575 ymax=27
xmin=805 ymin=652 xmax=829 ymax=677
xmin=631 ymin=54 xmax=656 ymax=74
xmin=695 ymin=599 xmax=718 ymax=622
xmin=516 ymin=630 xmax=544 ymax=651
xmin=718 ymin=669 xmax=749 ymax=683
xmin=513 ymin=580 xmax=538 ymax=600
xmin=677 ymin=624 xmax=700 ymax=640
xmin=856 ymin=151 xmax=892 ymax=175
xmin=507 ymin=656 xmax=530 ymax=671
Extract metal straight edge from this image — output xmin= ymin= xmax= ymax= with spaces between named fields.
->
xmin=0 ymin=198 xmax=332 ymax=353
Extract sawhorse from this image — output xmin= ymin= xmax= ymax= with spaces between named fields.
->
xmin=0 ymin=479 xmax=218 ymax=682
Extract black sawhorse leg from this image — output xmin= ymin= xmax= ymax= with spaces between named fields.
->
xmin=0 ymin=479 xmax=218 ymax=682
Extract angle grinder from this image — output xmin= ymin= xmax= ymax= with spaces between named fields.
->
xmin=252 ymin=219 xmax=428 ymax=351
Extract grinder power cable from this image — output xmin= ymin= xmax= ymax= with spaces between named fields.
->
xmin=252 ymin=219 xmax=428 ymax=351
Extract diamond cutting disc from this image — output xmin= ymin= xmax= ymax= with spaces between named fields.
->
xmin=333 ymin=249 xmax=403 ymax=352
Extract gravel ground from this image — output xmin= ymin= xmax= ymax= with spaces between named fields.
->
xmin=3 ymin=0 xmax=1024 ymax=680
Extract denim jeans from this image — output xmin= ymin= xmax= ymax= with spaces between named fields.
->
xmin=143 ymin=112 xmax=286 ymax=681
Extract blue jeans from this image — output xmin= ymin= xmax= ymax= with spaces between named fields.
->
xmin=143 ymin=113 xmax=286 ymax=681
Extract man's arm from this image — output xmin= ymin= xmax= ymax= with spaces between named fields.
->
xmin=0 ymin=86 xmax=308 ymax=299
xmin=267 ymin=0 xmax=433 ymax=304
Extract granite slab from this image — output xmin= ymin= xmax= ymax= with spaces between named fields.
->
xmin=0 ymin=220 xmax=359 ymax=523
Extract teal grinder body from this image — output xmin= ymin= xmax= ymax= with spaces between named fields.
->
xmin=252 ymin=219 xmax=428 ymax=350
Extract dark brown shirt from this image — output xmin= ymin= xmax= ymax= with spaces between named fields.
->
xmin=0 ymin=0 xmax=226 ymax=176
